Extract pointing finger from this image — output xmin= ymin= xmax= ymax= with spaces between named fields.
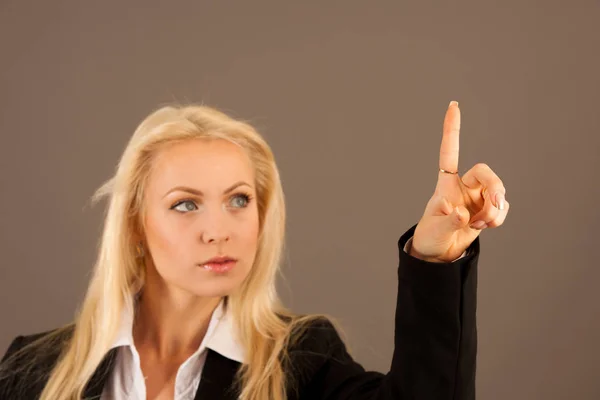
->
xmin=439 ymin=101 xmax=461 ymax=175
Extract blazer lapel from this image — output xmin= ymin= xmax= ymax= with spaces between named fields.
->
xmin=194 ymin=348 xmax=241 ymax=400
xmin=82 ymin=348 xmax=118 ymax=399
xmin=81 ymin=347 xmax=241 ymax=399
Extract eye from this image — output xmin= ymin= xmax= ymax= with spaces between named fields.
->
xmin=229 ymin=193 xmax=252 ymax=209
xmin=171 ymin=200 xmax=198 ymax=213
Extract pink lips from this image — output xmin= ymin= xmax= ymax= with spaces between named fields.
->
xmin=199 ymin=256 xmax=237 ymax=273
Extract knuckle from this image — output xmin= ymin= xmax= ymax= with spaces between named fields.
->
xmin=474 ymin=162 xmax=490 ymax=172
xmin=494 ymin=183 xmax=506 ymax=194
xmin=491 ymin=214 xmax=507 ymax=228
xmin=488 ymin=219 xmax=502 ymax=228
xmin=484 ymin=206 xmax=500 ymax=220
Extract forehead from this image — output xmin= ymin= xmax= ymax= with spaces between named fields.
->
xmin=148 ymin=139 xmax=255 ymax=193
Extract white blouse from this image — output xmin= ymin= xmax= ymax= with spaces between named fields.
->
xmin=100 ymin=298 xmax=245 ymax=400
xmin=100 ymin=237 xmax=466 ymax=399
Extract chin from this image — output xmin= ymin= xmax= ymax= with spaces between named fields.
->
xmin=183 ymin=275 xmax=246 ymax=298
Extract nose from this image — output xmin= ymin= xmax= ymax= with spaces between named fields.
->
xmin=202 ymin=230 xmax=230 ymax=244
xmin=200 ymin=205 xmax=231 ymax=244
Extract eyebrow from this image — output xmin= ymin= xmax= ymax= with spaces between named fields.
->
xmin=163 ymin=181 xmax=253 ymax=198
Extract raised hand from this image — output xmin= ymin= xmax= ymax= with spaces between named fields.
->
xmin=410 ymin=101 xmax=510 ymax=263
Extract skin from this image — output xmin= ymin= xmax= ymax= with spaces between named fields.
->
xmin=133 ymin=138 xmax=260 ymax=399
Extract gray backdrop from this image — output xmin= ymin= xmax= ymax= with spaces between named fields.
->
xmin=1 ymin=1 xmax=599 ymax=399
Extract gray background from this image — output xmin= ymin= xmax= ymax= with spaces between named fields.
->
xmin=1 ymin=1 xmax=599 ymax=399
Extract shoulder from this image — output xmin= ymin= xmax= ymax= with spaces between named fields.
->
xmin=289 ymin=316 xmax=344 ymax=351
xmin=284 ymin=316 xmax=350 ymax=373
xmin=0 ymin=326 xmax=74 ymax=398
xmin=2 ymin=325 xmax=74 ymax=363
xmin=283 ymin=316 xmax=376 ymax=398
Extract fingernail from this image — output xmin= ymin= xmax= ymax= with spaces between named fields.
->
xmin=449 ymin=100 xmax=459 ymax=108
xmin=470 ymin=220 xmax=487 ymax=229
xmin=496 ymin=193 xmax=506 ymax=210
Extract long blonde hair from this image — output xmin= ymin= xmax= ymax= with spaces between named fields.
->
xmin=3 ymin=104 xmax=345 ymax=399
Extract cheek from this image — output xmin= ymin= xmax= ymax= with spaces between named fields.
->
xmin=143 ymin=206 xmax=259 ymax=292
xmin=236 ymin=211 xmax=260 ymax=266
xmin=144 ymin=211 xmax=193 ymax=269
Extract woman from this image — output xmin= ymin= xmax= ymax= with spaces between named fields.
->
xmin=0 ymin=101 xmax=509 ymax=400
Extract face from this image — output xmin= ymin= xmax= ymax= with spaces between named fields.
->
xmin=140 ymin=138 xmax=260 ymax=298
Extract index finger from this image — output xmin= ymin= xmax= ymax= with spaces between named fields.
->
xmin=439 ymin=101 xmax=461 ymax=173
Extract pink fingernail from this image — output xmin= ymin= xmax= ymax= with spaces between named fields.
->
xmin=470 ymin=220 xmax=487 ymax=229
xmin=496 ymin=193 xmax=506 ymax=210
xmin=449 ymin=101 xmax=459 ymax=108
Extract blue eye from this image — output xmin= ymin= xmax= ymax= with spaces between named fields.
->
xmin=170 ymin=193 xmax=252 ymax=213
xmin=171 ymin=200 xmax=198 ymax=213
xmin=229 ymin=193 xmax=252 ymax=208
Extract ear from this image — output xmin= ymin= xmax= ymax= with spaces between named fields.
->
xmin=129 ymin=214 xmax=146 ymax=245
xmin=131 ymin=223 xmax=147 ymax=259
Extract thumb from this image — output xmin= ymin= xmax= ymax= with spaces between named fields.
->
xmin=445 ymin=204 xmax=470 ymax=231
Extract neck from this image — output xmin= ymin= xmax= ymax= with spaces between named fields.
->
xmin=132 ymin=276 xmax=223 ymax=360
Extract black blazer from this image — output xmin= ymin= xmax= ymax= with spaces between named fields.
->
xmin=0 ymin=224 xmax=479 ymax=400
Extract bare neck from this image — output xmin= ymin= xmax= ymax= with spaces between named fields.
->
xmin=132 ymin=278 xmax=222 ymax=360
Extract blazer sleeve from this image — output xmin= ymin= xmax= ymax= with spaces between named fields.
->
xmin=298 ymin=223 xmax=479 ymax=400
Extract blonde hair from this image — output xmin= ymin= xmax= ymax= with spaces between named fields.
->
xmin=2 ymin=104 xmax=346 ymax=399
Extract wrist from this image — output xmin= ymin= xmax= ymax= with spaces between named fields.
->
xmin=407 ymin=239 xmax=446 ymax=263
xmin=409 ymin=248 xmax=445 ymax=263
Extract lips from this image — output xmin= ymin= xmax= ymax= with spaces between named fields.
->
xmin=200 ymin=256 xmax=237 ymax=265
xmin=198 ymin=256 xmax=238 ymax=273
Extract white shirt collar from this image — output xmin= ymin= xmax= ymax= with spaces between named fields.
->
xmin=110 ymin=298 xmax=245 ymax=364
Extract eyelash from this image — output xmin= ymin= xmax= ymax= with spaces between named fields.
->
xmin=170 ymin=193 xmax=254 ymax=213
